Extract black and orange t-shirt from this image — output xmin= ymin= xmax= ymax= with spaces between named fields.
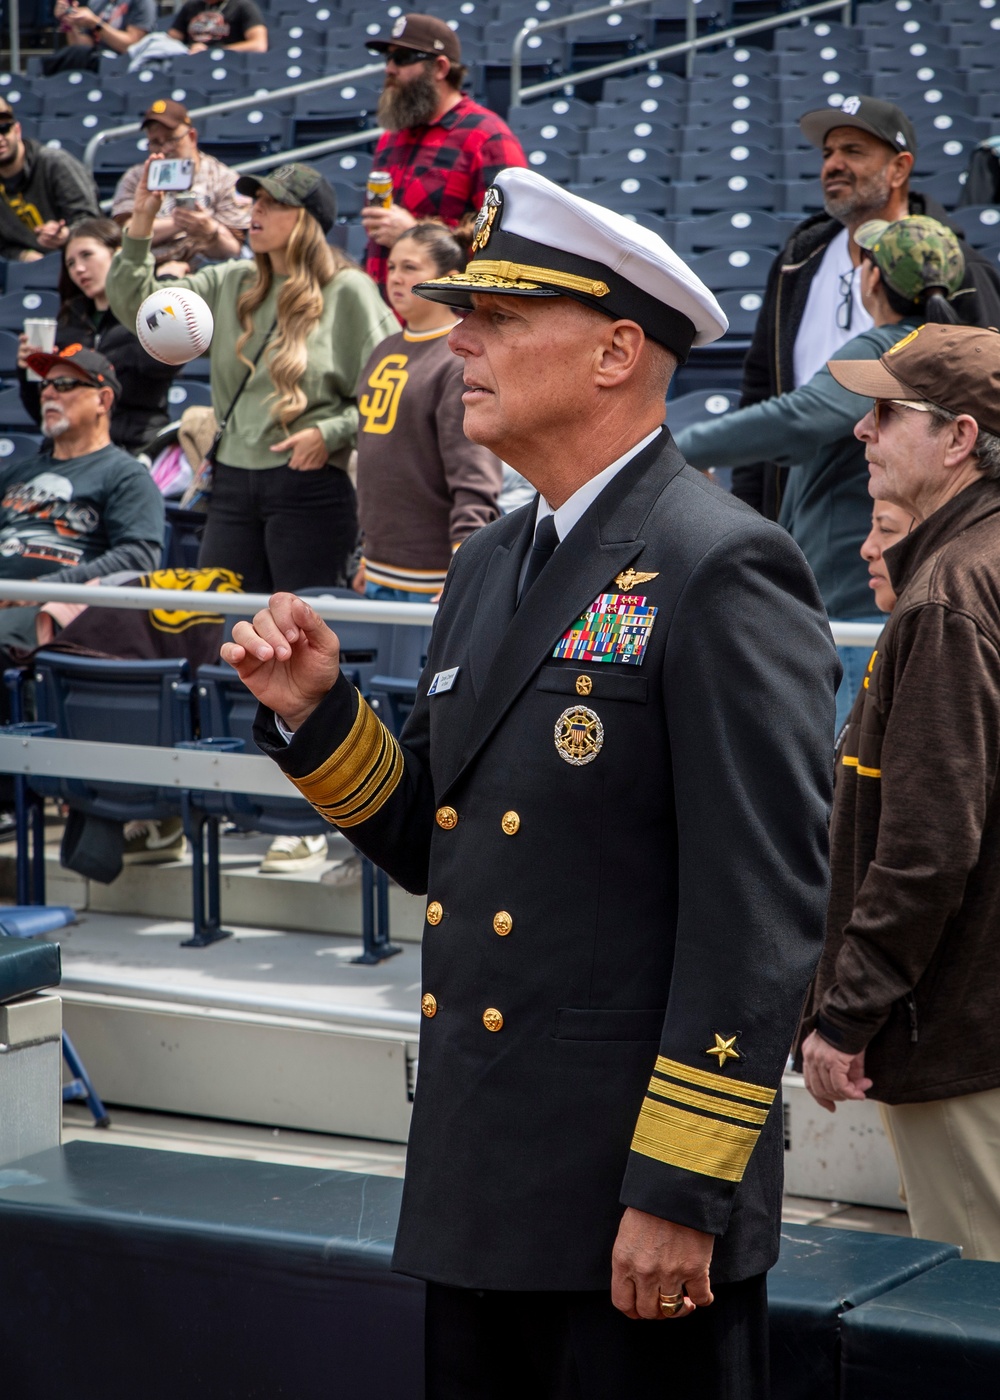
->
xmin=171 ymin=0 xmax=263 ymax=45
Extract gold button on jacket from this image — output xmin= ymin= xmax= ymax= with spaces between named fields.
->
xmin=501 ymin=810 xmax=520 ymax=835
xmin=436 ymin=806 xmax=458 ymax=830
xmin=421 ymin=993 xmax=438 ymax=1018
xmin=426 ymin=901 xmax=443 ymax=925
xmin=493 ymin=910 xmax=513 ymax=937
xmin=482 ymin=1008 xmax=504 ymax=1032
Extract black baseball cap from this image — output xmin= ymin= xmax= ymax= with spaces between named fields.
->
xmin=236 ymin=163 xmax=338 ymax=234
xmin=26 ymin=344 xmax=122 ymax=399
xmin=800 ymin=95 xmax=918 ymax=157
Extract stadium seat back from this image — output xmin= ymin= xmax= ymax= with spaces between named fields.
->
xmin=687 ymin=246 xmax=775 ymax=294
xmin=670 ymin=174 xmax=784 ymax=216
xmin=667 ymin=386 xmax=740 ymax=434
xmin=948 ymin=203 xmax=1000 ymax=248
xmin=0 ymin=432 xmax=44 ymax=468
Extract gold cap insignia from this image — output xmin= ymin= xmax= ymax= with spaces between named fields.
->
xmin=705 ymin=1033 xmax=741 ymax=1068
xmin=471 ymin=185 xmax=502 ymax=253
xmin=151 ymin=99 xmax=167 ymax=112
xmin=554 ymin=705 xmax=604 ymax=766
xmin=615 ymin=567 xmax=659 ymax=592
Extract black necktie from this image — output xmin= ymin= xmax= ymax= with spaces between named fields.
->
xmin=518 ymin=513 xmax=559 ymax=606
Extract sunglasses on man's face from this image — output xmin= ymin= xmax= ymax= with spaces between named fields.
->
xmin=872 ymin=399 xmax=935 ymax=431
xmin=375 ymin=47 xmax=437 ymax=65
xmin=0 ymin=119 xmax=18 ymax=135
xmin=41 ymin=376 xmax=93 ymax=395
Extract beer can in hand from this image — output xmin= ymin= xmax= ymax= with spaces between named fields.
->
xmin=366 ymin=171 xmax=393 ymax=208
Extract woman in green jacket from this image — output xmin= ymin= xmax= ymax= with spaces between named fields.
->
xmin=107 ymin=159 xmax=396 ymax=594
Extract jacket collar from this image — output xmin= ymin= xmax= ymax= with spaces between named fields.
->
xmin=886 ymin=477 xmax=1000 ymax=593
xmin=444 ymin=426 xmax=684 ymax=794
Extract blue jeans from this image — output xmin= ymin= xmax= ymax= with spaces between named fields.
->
xmin=835 ymin=616 xmax=883 ymax=738
xmin=364 ymin=582 xmax=434 ymax=604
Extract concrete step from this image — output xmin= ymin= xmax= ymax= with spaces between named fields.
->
xmin=0 ymin=822 xmax=426 ymax=944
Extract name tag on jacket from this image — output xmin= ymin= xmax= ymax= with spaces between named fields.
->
xmin=428 ymin=666 xmax=460 ymax=695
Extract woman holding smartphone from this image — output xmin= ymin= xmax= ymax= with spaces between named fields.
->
xmin=107 ymin=157 xmax=396 ymax=594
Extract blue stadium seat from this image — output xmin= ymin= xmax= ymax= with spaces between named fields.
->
xmin=0 ymin=388 xmax=43 ymax=432
xmin=667 ymin=386 xmax=740 ymax=434
xmin=601 ymin=69 xmax=688 ymax=106
xmin=680 ymin=118 xmax=777 ymax=154
xmin=567 ymin=176 xmax=672 ymax=217
xmin=0 ymin=432 xmax=44 ymax=468
xmin=716 ymin=287 xmax=766 ymax=338
xmin=696 ymin=45 xmax=776 ymax=81
xmin=3 ymin=255 xmax=61 ymax=295
xmin=677 ymin=143 xmax=780 ymax=184
xmin=687 ymin=246 xmax=775 ymax=293
xmin=914 ymin=134 xmax=979 ymax=177
xmin=584 ymin=122 xmax=677 ymax=157
xmin=322 ymin=150 xmax=374 ymax=188
xmin=912 ymin=111 xmax=989 ymax=146
xmin=670 ymin=174 xmax=785 ymax=215
xmin=92 ymin=133 xmax=148 ymax=193
xmin=523 ymin=147 xmax=577 ymax=184
xmin=0 ymin=331 xmax=21 ymax=376
xmin=200 ymin=109 xmax=292 ymax=162
xmin=673 ymin=209 xmax=792 ymax=255
xmin=686 ymin=91 xmax=782 ymax=126
xmin=0 ymin=291 xmax=61 ymax=331
xmin=947 ymin=203 xmax=1000 ymax=247
xmin=313 ymin=175 xmax=365 ymax=218
xmin=517 ymin=121 xmax=587 ymax=156
xmin=507 ymin=97 xmax=596 ymax=133
xmin=915 ymin=170 xmax=967 ymax=209
xmin=592 ymin=95 xmax=685 ymax=130
xmin=0 ymin=86 xmax=43 ymax=119
xmin=167 ymin=382 xmax=214 ymax=413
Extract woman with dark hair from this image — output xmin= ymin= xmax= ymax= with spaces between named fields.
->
xmin=353 ymin=220 xmax=502 ymax=601
xmin=675 ymin=214 xmax=965 ymax=734
xmin=17 ymin=216 xmax=179 ymax=454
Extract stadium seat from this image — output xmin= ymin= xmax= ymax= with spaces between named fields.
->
xmin=518 ymin=121 xmax=587 ymax=156
xmin=672 ymin=209 xmax=792 ymax=256
xmin=200 ymin=109 xmax=292 ymax=162
xmin=507 ymin=97 xmax=596 ymax=133
xmin=322 ymin=150 xmax=373 ymax=187
xmin=696 ymin=46 xmax=777 ymax=81
xmin=0 ymin=291 xmax=60 ymax=330
xmin=0 ymin=390 xmax=38 ymax=433
xmin=3 ymin=255 xmax=61 ymax=295
xmin=0 ymin=331 xmax=21 ymax=376
xmin=601 ymin=70 xmax=688 ymax=106
xmin=670 ymin=174 xmax=785 ymax=215
xmin=912 ymin=170 xmax=967 ymax=209
xmin=680 ymin=118 xmax=778 ymax=154
xmin=677 ymin=143 xmax=780 ymax=184
xmin=592 ymin=96 xmax=685 ymax=130
xmin=167 ymin=382 xmax=214 ymax=413
xmin=576 ymin=146 xmax=675 ymax=184
xmin=914 ymin=134 xmax=979 ymax=177
xmin=567 ymin=176 xmax=672 ymax=217
xmin=947 ymin=203 xmax=1000 ymax=247
xmin=716 ymin=287 xmax=767 ymax=338
xmin=667 ymin=387 xmax=740 ymax=434
xmin=0 ymin=87 xmax=43 ymax=120
xmin=584 ymin=122 xmax=678 ymax=157
xmin=315 ymin=177 xmax=365 ymax=218
xmin=687 ymin=246 xmax=775 ymax=293
xmin=912 ymin=111 xmax=989 ymax=146
xmin=0 ymin=433 xmax=44 ymax=468
xmin=524 ymin=147 xmax=577 ymax=184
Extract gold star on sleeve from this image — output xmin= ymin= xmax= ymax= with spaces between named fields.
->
xmin=705 ymin=1033 xmax=741 ymax=1067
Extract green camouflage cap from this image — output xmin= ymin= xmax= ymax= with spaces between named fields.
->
xmin=236 ymin=163 xmax=337 ymax=234
xmin=855 ymin=215 xmax=965 ymax=303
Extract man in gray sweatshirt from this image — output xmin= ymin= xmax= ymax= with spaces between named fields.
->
xmin=0 ymin=98 xmax=99 ymax=261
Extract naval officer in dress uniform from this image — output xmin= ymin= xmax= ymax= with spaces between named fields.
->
xmin=224 ymin=168 xmax=839 ymax=1399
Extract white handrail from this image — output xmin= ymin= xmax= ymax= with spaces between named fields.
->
xmin=510 ymin=0 xmax=853 ymax=106
xmin=0 ymin=579 xmax=879 ymax=646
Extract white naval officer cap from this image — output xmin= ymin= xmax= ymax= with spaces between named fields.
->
xmin=414 ymin=167 xmax=728 ymax=363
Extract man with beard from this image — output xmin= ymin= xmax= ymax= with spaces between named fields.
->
xmin=0 ymin=345 xmax=163 ymax=665
xmin=360 ymin=12 xmax=526 ymax=291
xmin=0 ymin=98 xmax=99 ymax=261
xmin=734 ymin=96 xmax=1000 ymax=520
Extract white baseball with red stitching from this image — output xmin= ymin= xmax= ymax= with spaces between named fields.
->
xmin=136 ymin=288 xmax=214 ymax=366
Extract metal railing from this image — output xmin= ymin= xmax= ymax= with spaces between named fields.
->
xmin=83 ymin=60 xmax=385 ymax=168
xmin=0 ymin=578 xmax=879 ymax=647
xmin=510 ymin=0 xmax=853 ymax=106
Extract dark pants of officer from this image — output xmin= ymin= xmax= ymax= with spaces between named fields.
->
xmin=425 ymin=1275 xmax=769 ymax=1400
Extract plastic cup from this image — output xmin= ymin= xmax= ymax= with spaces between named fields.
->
xmin=23 ymin=317 xmax=58 ymax=381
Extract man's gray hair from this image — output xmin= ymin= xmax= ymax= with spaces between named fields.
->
xmin=926 ymin=403 xmax=1000 ymax=481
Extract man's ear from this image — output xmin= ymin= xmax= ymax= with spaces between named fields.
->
xmin=945 ymin=413 xmax=981 ymax=466
xmin=889 ymin=149 xmax=914 ymax=191
xmin=593 ymin=320 xmax=645 ymax=389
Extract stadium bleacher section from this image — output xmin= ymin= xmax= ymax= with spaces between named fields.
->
xmin=0 ymin=0 xmax=995 ymax=411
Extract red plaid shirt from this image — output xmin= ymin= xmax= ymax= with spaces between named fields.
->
xmin=365 ymin=96 xmax=527 ymax=288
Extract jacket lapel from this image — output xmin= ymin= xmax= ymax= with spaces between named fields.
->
xmin=442 ymin=430 xmax=683 ymax=795
xmin=467 ymin=505 xmax=536 ymax=697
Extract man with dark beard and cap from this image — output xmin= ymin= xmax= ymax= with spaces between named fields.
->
xmin=360 ymin=12 xmax=526 ymax=291
xmin=734 ymin=95 xmax=1000 ymax=521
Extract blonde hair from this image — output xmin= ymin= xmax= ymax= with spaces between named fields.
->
xmin=235 ymin=208 xmax=350 ymax=430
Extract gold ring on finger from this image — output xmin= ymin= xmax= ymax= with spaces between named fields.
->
xmin=658 ymin=1291 xmax=685 ymax=1317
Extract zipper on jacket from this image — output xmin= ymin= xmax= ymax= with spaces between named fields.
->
xmin=906 ymin=995 xmax=919 ymax=1043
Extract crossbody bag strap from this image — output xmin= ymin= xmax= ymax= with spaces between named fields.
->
xmin=207 ymin=316 xmax=278 ymax=462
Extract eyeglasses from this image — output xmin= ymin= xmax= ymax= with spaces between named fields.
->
xmin=375 ymin=46 xmax=436 ymax=65
xmin=40 ymin=376 xmax=93 ymax=394
xmin=872 ymin=399 xmax=935 ymax=430
xmin=836 ymin=268 xmax=856 ymax=332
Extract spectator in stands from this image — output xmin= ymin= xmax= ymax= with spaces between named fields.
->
xmin=112 ymin=100 xmax=250 ymax=275
xmin=0 ymin=98 xmax=100 ymax=262
xmin=799 ymin=323 xmax=1000 ymax=1261
xmin=353 ymin=222 xmax=502 ymax=601
xmin=861 ymin=499 xmax=913 ymax=616
xmin=676 ymin=215 xmax=964 ymax=734
xmin=43 ymin=0 xmax=156 ymax=74
xmin=167 ymin=0 xmax=267 ymax=54
xmin=16 ymin=217 xmax=179 ymax=455
xmin=109 ymin=160 xmax=394 ymax=873
xmin=360 ymin=12 xmax=527 ymax=291
xmin=0 ymin=345 xmax=164 ymax=664
xmin=738 ymin=95 xmax=1000 ymax=519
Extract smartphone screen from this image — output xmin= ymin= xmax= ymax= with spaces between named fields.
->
xmin=148 ymin=158 xmax=195 ymax=193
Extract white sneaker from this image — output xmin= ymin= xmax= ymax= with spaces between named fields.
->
xmin=259 ymin=833 xmax=328 ymax=873
xmin=123 ymin=817 xmax=187 ymax=865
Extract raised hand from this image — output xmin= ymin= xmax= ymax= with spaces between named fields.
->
xmin=220 ymin=593 xmax=342 ymax=731
xmin=127 ymin=154 xmax=168 ymax=238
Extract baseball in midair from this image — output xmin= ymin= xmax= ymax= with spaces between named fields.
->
xmin=136 ymin=288 xmax=214 ymax=365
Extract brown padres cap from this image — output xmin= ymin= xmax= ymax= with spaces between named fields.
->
xmin=141 ymin=98 xmax=191 ymax=130
xmin=367 ymin=12 xmax=461 ymax=63
xmin=828 ymin=323 xmax=1000 ymax=435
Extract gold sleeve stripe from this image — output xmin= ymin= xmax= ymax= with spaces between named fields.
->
xmin=288 ymin=692 xmax=404 ymax=828
xmin=631 ymin=1096 xmax=759 ymax=1183
xmin=647 ymin=1075 xmax=769 ymax=1126
xmin=654 ymin=1055 xmax=775 ymax=1106
xmin=841 ymin=755 xmax=882 ymax=778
